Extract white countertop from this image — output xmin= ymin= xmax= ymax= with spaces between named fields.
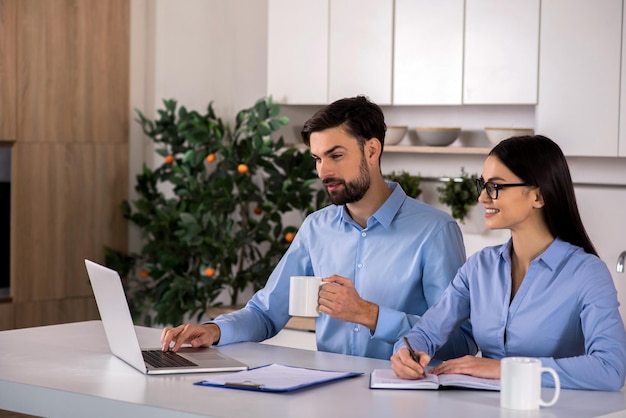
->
xmin=0 ymin=321 xmax=624 ymax=418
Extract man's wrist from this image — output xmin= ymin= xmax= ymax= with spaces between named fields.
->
xmin=364 ymin=301 xmax=379 ymax=331
xmin=203 ymin=323 xmax=221 ymax=345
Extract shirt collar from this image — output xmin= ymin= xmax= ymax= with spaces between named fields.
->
xmin=338 ymin=182 xmax=406 ymax=229
xmin=500 ymin=237 xmax=569 ymax=271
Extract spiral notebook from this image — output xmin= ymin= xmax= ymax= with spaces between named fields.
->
xmin=369 ymin=368 xmax=500 ymax=391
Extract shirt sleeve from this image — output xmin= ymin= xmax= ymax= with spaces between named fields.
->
xmin=382 ymin=221 xmax=477 ymax=359
xmin=211 ymin=220 xmax=313 ymax=345
xmin=393 ymin=259 xmax=474 ymax=358
xmin=538 ymin=259 xmax=626 ymax=391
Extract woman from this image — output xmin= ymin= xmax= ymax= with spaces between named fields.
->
xmin=391 ymin=135 xmax=626 ymax=391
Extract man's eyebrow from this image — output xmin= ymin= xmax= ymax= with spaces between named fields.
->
xmin=310 ymin=145 xmax=347 ymax=159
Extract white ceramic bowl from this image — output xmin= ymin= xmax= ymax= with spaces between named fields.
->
xmin=414 ymin=127 xmax=461 ymax=146
xmin=485 ymin=127 xmax=534 ymax=145
xmin=385 ymin=126 xmax=408 ymax=145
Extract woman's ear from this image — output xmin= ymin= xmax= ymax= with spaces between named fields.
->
xmin=532 ymin=187 xmax=545 ymax=209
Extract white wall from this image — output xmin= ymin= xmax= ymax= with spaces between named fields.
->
xmin=130 ymin=0 xmax=626 ymax=320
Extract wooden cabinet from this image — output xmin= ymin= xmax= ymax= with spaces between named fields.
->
xmin=267 ymin=0 xmax=328 ymax=105
xmin=3 ymin=0 xmax=130 ymax=329
xmin=0 ymin=301 xmax=14 ymax=331
xmin=464 ymin=0 xmax=539 ymax=104
xmin=328 ymin=0 xmax=393 ymax=104
xmin=393 ymin=0 xmax=464 ymax=105
xmin=537 ymin=0 xmax=622 ymax=157
xmin=0 ymin=0 xmax=17 ymax=141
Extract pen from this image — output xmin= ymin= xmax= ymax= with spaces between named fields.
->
xmin=403 ymin=336 xmax=427 ymax=378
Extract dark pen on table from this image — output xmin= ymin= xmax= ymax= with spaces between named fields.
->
xmin=403 ymin=336 xmax=428 ymax=379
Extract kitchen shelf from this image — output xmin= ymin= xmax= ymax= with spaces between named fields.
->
xmin=384 ymin=145 xmax=491 ymax=155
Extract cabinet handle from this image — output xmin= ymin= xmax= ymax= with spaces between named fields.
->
xmin=617 ymin=251 xmax=626 ymax=273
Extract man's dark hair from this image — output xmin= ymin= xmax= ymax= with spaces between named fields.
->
xmin=301 ymin=96 xmax=387 ymax=157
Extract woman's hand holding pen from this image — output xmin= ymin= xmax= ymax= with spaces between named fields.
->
xmin=390 ymin=337 xmax=431 ymax=380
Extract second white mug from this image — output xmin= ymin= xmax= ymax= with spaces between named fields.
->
xmin=500 ymin=357 xmax=561 ymax=410
xmin=289 ymin=276 xmax=322 ymax=317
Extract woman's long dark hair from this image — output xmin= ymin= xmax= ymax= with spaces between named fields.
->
xmin=490 ymin=135 xmax=597 ymax=256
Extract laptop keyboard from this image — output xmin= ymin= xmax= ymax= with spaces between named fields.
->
xmin=142 ymin=349 xmax=198 ymax=368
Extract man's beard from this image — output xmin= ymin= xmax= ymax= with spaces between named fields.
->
xmin=324 ymin=157 xmax=370 ymax=205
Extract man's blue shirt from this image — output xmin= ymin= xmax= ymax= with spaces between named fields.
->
xmin=214 ymin=183 xmax=477 ymax=360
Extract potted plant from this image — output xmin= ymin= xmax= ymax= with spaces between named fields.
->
xmin=437 ymin=168 xmax=479 ymax=224
xmin=105 ymin=97 xmax=327 ymax=327
xmin=384 ymin=170 xmax=422 ymax=199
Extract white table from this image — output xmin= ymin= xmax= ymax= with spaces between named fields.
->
xmin=0 ymin=321 xmax=624 ymax=418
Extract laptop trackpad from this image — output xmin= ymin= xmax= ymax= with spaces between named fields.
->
xmin=178 ymin=347 xmax=231 ymax=361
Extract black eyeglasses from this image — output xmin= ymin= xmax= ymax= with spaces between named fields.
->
xmin=475 ymin=178 xmax=529 ymax=200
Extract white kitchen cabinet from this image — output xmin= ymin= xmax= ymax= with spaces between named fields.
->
xmin=267 ymin=0 xmax=392 ymax=105
xmin=464 ymin=0 xmax=539 ymax=104
xmin=267 ymin=0 xmax=328 ymax=105
xmin=268 ymin=0 xmax=538 ymax=107
xmin=393 ymin=0 xmax=464 ymax=105
xmin=537 ymin=0 xmax=621 ymax=157
xmin=393 ymin=0 xmax=538 ymax=106
xmin=328 ymin=0 xmax=393 ymax=104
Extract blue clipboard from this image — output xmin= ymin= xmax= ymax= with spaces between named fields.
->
xmin=194 ymin=363 xmax=362 ymax=393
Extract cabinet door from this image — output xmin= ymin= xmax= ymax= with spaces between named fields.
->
xmin=328 ymin=0 xmax=393 ymax=104
xmin=13 ymin=0 xmax=129 ymax=328
xmin=464 ymin=0 xmax=539 ymax=104
xmin=0 ymin=301 xmax=14 ymax=330
xmin=393 ymin=0 xmax=463 ymax=105
xmin=537 ymin=0 xmax=621 ymax=156
xmin=267 ymin=0 xmax=328 ymax=105
xmin=0 ymin=0 xmax=17 ymax=140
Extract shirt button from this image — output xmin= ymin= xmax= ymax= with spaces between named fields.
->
xmin=361 ymin=232 xmax=366 ymax=237
xmin=357 ymin=263 xmax=363 ymax=269
xmin=354 ymin=327 xmax=359 ymax=332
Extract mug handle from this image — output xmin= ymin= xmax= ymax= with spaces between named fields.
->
xmin=539 ymin=367 xmax=561 ymax=407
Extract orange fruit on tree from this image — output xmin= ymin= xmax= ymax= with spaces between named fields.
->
xmin=284 ymin=232 xmax=295 ymax=243
xmin=164 ymin=155 xmax=174 ymax=164
xmin=237 ymin=164 xmax=249 ymax=174
xmin=253 ymin=207 xmax=262 ymax=215
xmin=206 ymin=153 xmax=216 ymax=163
xmin=139 ymin=270 xmax=149 ymax=280
xmin=204 ymin=267 xmax=216 ymax=277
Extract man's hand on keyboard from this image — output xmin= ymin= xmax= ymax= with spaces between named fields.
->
xmin=160 ymin=323 xmax=221 ymax=352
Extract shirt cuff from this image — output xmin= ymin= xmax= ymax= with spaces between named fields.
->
xmin=203 ymin=319 xmax=231 ymax=346
xmin=371 ymin=304 xmax=411 ymax=343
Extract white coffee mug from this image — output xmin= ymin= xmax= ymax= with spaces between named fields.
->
xmin=500 ymin=357 xmax=561 ymax=410
xmin=289 ymin=276 xmax=322 ymax=317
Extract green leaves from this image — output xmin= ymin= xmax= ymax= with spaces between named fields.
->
xmin=106 ymin=97 xmax=328 ymax=326
xmin=437 ymin=168 xmax=479 ymax=223
xmin=384 ymin=171 xmax=422 ymax=199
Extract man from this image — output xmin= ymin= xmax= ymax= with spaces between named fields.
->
xmin=161 ymin=96 xmax=476 ymax=360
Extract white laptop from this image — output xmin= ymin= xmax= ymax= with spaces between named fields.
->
xmin=85 ymin=259 xmax=248 ymax=375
